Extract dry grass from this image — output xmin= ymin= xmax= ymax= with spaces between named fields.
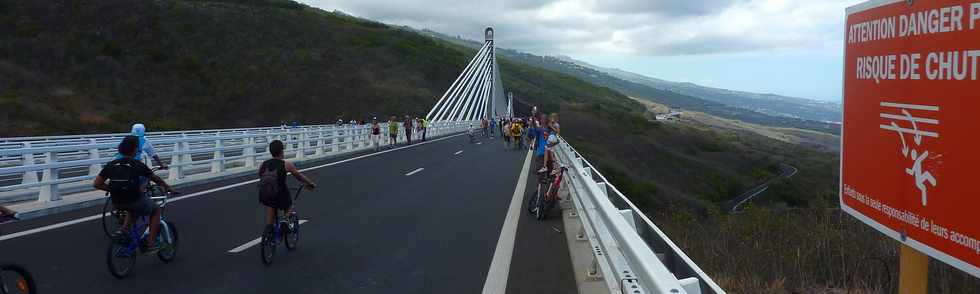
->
xmin=653 ymin=206 xmax=980 ymax=293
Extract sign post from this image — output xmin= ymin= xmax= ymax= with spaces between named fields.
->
xmin=842 ymin=0 xmax=980 ymax=287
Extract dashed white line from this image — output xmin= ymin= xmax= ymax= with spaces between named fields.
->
xmin=228 ymin=220 xmax=309 ymax=253
xmin=454 ymin=150 xmax=463 ymax=155
xmin=405 ymin=168 xmax=425 ymax=176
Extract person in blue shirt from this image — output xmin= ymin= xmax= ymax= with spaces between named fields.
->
xmin=117 ymin=124 xmax=168 ymax=170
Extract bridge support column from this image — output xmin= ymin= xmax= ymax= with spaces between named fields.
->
xmin=348 ymin=125 xmax=355 ymax=151
xmin=169 ymin=140 xmax=184 ymax=181
xmin=181 ymin=136 xmax=192 ymax=169
xmin=314 ymin=127 xmax=325 ymax=156
xmin=21 ymin=143 xmax=38 ymax=185
xmin=38 ymin=152 xmax=60 ymax=202
xmin=244 ymin=136 xmax=256 ymax=169
xmin=211 ymin=139 xmax=225 ymax=173
xmin=296 ymin=132 xmax=307 ymax=160
xmin=88 ymin=139 xmax=101 ymax=176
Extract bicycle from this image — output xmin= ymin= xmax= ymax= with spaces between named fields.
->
xmin=1 ymin=218 xmax=37 ymax=294
xmin=0 ymin=263 xmax=35 ymax=294
xmin=468 ymin=127 xmax=477 ymax=143
xmin=106 ymin=189 xmax=179 ymax=279
xmin=259 ymin=185 xmax=306 ymax=265
xmin=101 ymin=167 xmax=166 ymax=239
xmin=528 ymin=165 xmax=567 ymax=221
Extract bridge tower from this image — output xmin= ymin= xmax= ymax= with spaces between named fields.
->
xmin=425 ymin=28 xmax=506 ymax=122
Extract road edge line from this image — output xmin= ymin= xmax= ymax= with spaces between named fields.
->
xmin=481 ymin=148 xmax=533 ymax=294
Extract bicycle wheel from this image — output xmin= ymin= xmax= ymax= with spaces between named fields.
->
xmin=259 ymin=228 xmax=275 ymax=265
xmin=0 ymin=264 xmax=37 ymax=294
xmin=284 ymin=214 xmax=300 ymax=251
xmin=107 ymin=240 xmax=137 ymax=279
xmin=101 ymin=198 xmax=121 ymax=239
xmin=527 ymin=184 xmax=541 ymax=215
xmin=157 ymin=220 xmax=179 ymax=263
xmin=534 ymin=185 xmax=546 ymax=221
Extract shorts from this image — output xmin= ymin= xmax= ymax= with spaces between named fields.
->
xmin=115 ymin=196 xmax=158 ymax=217
xmin=263 ymin=192 xmax=292 ymax=210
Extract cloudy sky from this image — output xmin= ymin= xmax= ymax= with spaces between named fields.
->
xmin=300 ymin=0 xmax=866 ymax=101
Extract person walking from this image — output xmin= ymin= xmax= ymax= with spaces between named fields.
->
xmin=403 ymin=115 xmax=414 ymax=145
xmin=421 ymin=117 xmax=429 ymax=141
xmin=371 ymin=118 xmax=382 ymax=151
xmin=388 ymin=116 xmax=399 ymax=147
xmin=503 ymin=120 xmax=512 ymax=148
xmin=489 ymin=118 xmax=497 ymax=139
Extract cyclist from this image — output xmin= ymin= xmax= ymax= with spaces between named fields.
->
xmin=117 ymin=124 xmax=168 ymax=170
xmin=94 ymin=136 xmax=177 ymax=253
xmin=537 ymin=131 xmax=561 ymax=173
xmin=258 ymin=140 xmax=316 ymax=233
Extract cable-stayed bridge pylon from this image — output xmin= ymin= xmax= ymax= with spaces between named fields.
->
xmin=426 ymin=28 xmax=509 ymax=122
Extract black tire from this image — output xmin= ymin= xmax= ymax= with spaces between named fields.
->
xmin=101 ymin=198 xmax=117 ymax=239
xmin=157 ymin=220 xmax=179 ymax=263
xmin=260 ymin=229 xmax=275 ymax=265
xmin=107 ymin=240 xmax=136 ymax=279
xmin=0 ymin=263 xmax=37 ymax=294
xmin=534 ymin=187 xmax=546 ymax=221
xmin=284 ymin=214 xmax=300 ymax=251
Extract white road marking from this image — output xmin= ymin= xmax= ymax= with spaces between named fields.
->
xmin=228 ymin=220 xmax=309 ymax=253
xmin=405 ymin=168 xmax=424 ymax=176
xmin=481 ymin=148 xmax=533 ymax=294
xmin=0 ymin=133 xmax=466 ymax=242
xmin=454 ymin=150 xmax=463 ymax=155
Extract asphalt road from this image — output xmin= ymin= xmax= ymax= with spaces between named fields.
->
xmin=0 ymin=134 xmax=577 ymax=293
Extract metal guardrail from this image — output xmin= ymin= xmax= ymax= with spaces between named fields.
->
xmin=554 ymin=137 xmax=725 ymax=294
xmin=0 ymin=121 xmax=475 ymax=203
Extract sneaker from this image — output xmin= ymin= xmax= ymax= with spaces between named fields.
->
xmin=141 ymin=243 xmax=160 ymax=254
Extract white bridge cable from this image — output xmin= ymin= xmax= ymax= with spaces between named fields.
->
xmin=431 ymin=43 xmax=493 ymax=121
xmin=426 ymin=42 xmax=491 ymax=120
xmin=461 ymin=57 xmax=494 ymax=121
xmin=430 ymin=44 xmax=490 ymax=121
xmin=470 ymin=48 xmax=497 ymax=120
xmin=474 ymin=65 xmax=493 ymax=120
xmin=460 ymin=56 xmax=493 ymax=121
xmin=446 ymin=49 xmax=494 ymax=121
xmin=430 ymin=45 xmax=488 ymax=121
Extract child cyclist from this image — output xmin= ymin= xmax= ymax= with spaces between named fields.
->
xmin=258 ymin=140 xmax=316 ymax=233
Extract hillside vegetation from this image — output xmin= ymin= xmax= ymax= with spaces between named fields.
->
xmin=1 ymin=0 xmax=473 ymax=135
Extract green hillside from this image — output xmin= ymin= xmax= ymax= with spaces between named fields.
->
xmin=1 ymin=0 xmax=493 ymax=135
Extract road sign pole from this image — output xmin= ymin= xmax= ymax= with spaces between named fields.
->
xmin=899 ymin=244 xmax=927 ymax=294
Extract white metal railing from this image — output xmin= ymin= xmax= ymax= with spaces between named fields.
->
xmin=554 ymin=137 xmax=725 ymax=294
xmin=0 ymin=121 xmax=476 ymax=204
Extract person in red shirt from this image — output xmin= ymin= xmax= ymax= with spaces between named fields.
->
xmin=403 ymin=115 xmax=414 ymax=145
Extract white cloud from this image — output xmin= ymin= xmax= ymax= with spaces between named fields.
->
xmin=301 ymin=0 xmax=864 ymax=57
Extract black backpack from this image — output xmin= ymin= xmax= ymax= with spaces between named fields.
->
xmin=258 ymin=162 xmax=281 ymax=205
xmin=107 ymin=161 xmax=142 ymax=204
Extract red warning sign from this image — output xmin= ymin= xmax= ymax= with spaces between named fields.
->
xmin=842 ymin=0 xmax=980 ymax=278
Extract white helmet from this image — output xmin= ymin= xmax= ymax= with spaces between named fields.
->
xmin=131 ymin=123 xmax=146 ymax=137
